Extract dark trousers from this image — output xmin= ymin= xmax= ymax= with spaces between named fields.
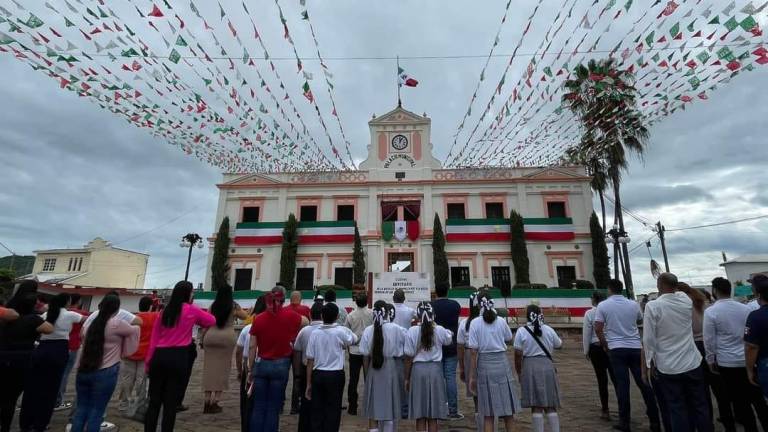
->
xmin=588 ymin=344 xmax=615 ymax=411
xmin=608 ymin=348 xmax=660 ymax=429
xmin=178 ymin=342 xmax=196 ymax=407
xmin=347 ymin=353 xmax=364 ymax=411
xmin=240 ymin=369 xmax=250 ymax=432
xmin=695 ymin=341 xmax=734 ymax=429
xmin=20 ymin=339 xmax=69 ymax=432
xmin=719 ymin=366 xmax=768 ymax=432
xmin=654 ymin=365 xmax=713 ymax=432
xmin=297 ymin=373 xmax=311 ymax=432
xmin=0 ymin=351 xmax=31 ymax=432
xmin=145 ymin=346 xmax=189 ymax=432
xmin=290 ymin=367 xmax=302 ymax=412
xmin=310 ymin=370 xmax=345 ymax=432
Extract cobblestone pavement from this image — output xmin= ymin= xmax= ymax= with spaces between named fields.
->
xmin=44 ymin=335 xmax=728 ymax=431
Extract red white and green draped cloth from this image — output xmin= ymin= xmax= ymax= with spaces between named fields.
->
xmin=445 ymin=218 xmax=575 ymax=242
xmin=234 ymin=220 xmax=355 ymax=245
xmin=382 ymin=220 xmax=420 ymax=241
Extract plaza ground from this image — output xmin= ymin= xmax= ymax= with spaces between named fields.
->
xmin=42 ymin=332 xmax=728 ymax=431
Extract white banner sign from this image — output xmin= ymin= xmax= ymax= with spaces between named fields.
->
xmin=372 ymin=272 xmax=431 ymax=308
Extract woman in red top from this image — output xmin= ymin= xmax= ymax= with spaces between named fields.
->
xmin=248 ymin=286 xmax=307 ymax=432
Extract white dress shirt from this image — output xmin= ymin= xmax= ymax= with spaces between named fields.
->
xmin=643 ymin=292 xmax=702 ymax=374
xmin=747 ymin=299 xmax=761 ymax=312
xmin=404 ymin=324 xmax=452 ymax=362
xmin=358 ymin=322 xmax=407 ymax=358
xmin=703 ymin=298 xmax=751 ymax=367
xmin=467 ymin=317 xmax=513 ymax=353
xmin=236 ymin=324 xmax=252 ymax=360
xmin=392 ymin=303 xmax=416 ymax=330
xmin=293 ymin=320 xmax=323 ymax=365
xmin=456 ymin=318 xmax=470 ymax=346
xmin=306 ymin=324 xmax=357 ymax=371
xmin=514 ymin=324 xmax=562 ymax=357
xmin=344 ymin=306 xmax=373 ymax=355
xmin=582 ymin=307 xmax=599 ymax=355
xmin=594 ymin=295 xmax=643 ymax=350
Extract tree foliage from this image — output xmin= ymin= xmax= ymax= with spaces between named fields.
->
xmin=432 ymin=213 xmax=449 ymax=286
xmin=590 ymin=212 xmax=611 ymax=290
xmin=210 ymin=216 xmax=231 ymax=292
xmin=509 ymin=210 xmax=530 ymax=284
xmin=352 ymin=223 xmax=366 ymax=285
xmin=279 ymin=214 xmax=299 ymax=289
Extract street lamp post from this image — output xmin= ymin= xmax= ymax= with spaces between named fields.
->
xmin=180 ymin=233 xmax=204 ymax=282
xmin=605 ymin=224 xmax=633 ymax=298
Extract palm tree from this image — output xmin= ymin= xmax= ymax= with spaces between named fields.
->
xmin=562 ymin=58 xmax=648 ymax=298
xmin=564 ymin=142 xmax=609 ymax=230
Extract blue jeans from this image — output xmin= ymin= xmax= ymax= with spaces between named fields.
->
xmin=442 ymin=355 xmax=459 ymax=415
xmin=249 ymin=357 xmax=291 ymax=432
xmin=757 ymin=357 xmax=768 ymax=400
xmin=58 ymin=349 xmax=78 ymax=405
xmin=608 ymin=348 xmax=660 ymax=429
xmin=71 ymin=363 xmax=120 ymax=432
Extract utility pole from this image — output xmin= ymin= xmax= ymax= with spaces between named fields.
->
xmin=656 ymin=221 xmax=670 ymax=272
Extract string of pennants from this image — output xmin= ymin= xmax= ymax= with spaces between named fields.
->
xmin=446 ymin=0 xmax=768 ymax=168
xmin=0 ymin=0 xmax=356 ymax=173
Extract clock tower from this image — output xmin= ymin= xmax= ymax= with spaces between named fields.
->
xmin=359 ymin=105 xmax=442 ymax=181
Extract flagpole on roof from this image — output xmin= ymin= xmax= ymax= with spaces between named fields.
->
xmin=397 ymin=55 xmax=402 ymax=107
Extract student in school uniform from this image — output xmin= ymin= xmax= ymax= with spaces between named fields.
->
xmin=235 ymin=297 xmax=266 ymax=432
xmin=293 ymin=302 xmax=324 ymax=432
xmin=391 ymin=289 xmax=416 ymax=418
xmin=468 ymin=294 xmax=519 ymax=432
xmin=404 ymin=301 xmax=453 ymax=432
xmin=359 ymin=301 xmax=407 ymax=432
xmin=514 ymin=305 xmax=563 ymax=432
xmin=458 ymin=291 xmax=485 ymax=431
xmin=305 ymin=303 xmax=357 ymax=432
xmin=582 ymin=291 xmax=614 ymax=420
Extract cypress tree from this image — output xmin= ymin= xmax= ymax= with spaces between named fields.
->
xmin=279 ymin=213 xmax=299 ymax=289
xmin=590 ymin=212 xmax=611 ymax=290
xmin=210 ymin=216 xmax=231 ymax=292
xmin=432 ymin=213 xmax=449 ymax=286
xmin=353 ymin=223 xmax=366 ymax=285
xmin=510 ymin=210 xmax=530 ymax=284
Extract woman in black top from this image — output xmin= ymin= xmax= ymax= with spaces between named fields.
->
xmin=0 ymin=293 xmax=54 ymax=432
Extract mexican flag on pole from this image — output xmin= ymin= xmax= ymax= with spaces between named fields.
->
xmin=398 ymin=67 xmax=418 ymax=87
xmin=382 ymin=220 xmax=420 ymax=241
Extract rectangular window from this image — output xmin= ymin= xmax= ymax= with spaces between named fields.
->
xmin=296 ymin=268 xmax=315 ymax=291
xmin=242 ymin=206 xmax=260 ymax=223
xmin=334 ymin=267 xmax=353 ymax=290
xmin=388 ymin=252 xmax=414 ymax=272
xmin=491 ymin=266 xmax=511 ymax=292
xmin=300 ymin=205 xmax=318 ymax=221
xmin=556 ymin=265 xmax=577 ymax=289
xmin=233 ymin=268 xmax=253 ymax=291
xmin=485 ymin=202 xmax=504 ymax=219
xmin=77 ymin=257 xmax=83 ymax=271
xmin=450 ymin=266 xmax=471 ymax=288
xmin=68 ymin=257 xmax=75 ymax=272
xmin=447 ymin=203 xmax=466 ymax=220
xmin=336 ymin=205 xmax=355 ymax=221
xmin=42 ymin=258 xmax=56 ymax=272
xmin=547 ymin=201 xmax=567 ymax=218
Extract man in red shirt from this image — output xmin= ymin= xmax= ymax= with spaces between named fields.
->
xmin=55 ymin=293 xmax=89 ymax=410
xmin=287 ymin=290 xmax=310 ymax=320
xmin=248 ymin=286 xmax=308 ymax=430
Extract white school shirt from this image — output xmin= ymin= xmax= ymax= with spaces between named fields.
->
xmin=305 ymin=324 xmax=357 ymax=371
xmin=41 ymin=310 xmax=84 ymax=341
xmin=582 ymin=307 xmax=600 ymax=355
xmin=594 ymin=295 xmax=643 ymax=350
xmin=748 ymin=299 xmax=761 ymax=312
xmin=84 ymin=308 xmax=136 ymax=327
xmin=358 ymin=322 xmax=407 ymax=358
xmin=456 ymin=318 xmax=470 ymax=346
xmin=513 ymin=324 xmax=562 ymax=357
xmin=703 ymin=299 xmax=751 ymax=367
xmin=392 ymin=303 xmax=416 ymax=330
xmin=467 ymin=317 xmax=513 ymax=353
xmin=293 ymin=320 xmax=323 ymax=365
xmin=236 ymin=324 xmax=252 ymax=360
xmin=404 ymin=324 xmax=453 ymax=362
xmin=643 ymin=292 xmax=702 ymax=374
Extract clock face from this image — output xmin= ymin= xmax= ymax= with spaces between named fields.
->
xmin=391 ymin=134 xmax=408 ymax=151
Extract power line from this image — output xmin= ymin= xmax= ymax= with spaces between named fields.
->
xmin=666 ymin=214 xmax=768 ymax=232
xmin=603 ymin=195 xmax=653 ymax=227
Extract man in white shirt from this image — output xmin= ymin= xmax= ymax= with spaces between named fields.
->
xmin=643 ymin=273 xmax=712 ymax=432
xmin=293 ymin=303 xmax=324 ymax=432
xmin=391 ymin=288 xmax=415 ymax=418
xmin=343 ymin=293 xmax=372 ymax=415
xmin=594 ymin=279 xmax=660 ymax=432
xmin=704 ymin=277 xmax=768 ymax=431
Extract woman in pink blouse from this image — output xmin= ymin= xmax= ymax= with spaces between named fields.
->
xmin=71 ymin=294 xmax=139 ymax=432
xmin=144 ymin=281 xmax=215 ymax=432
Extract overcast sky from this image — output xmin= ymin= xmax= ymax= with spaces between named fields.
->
xmin=0 ymin=1 xmax=765 ymax=292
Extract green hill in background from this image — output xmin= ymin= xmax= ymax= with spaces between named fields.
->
xmin=0 ymin=255 xmax=35 ymax=277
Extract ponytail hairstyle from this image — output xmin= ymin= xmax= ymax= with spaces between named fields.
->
xmin=371 ymin=300 xmax=388 ymax=370
xmin=210 ymin=284 xmax=234 ymax=328
xmin=46 ymin=293 xmax=70 ymax=325
xmin=479 ymin=293 xmax=497 ymax=324
xmin=417 ymin=301 xmax=435 ymax=352
xmin=79 ymin=294 xmax=120 ymax=373
xmin=465 ymin=291 xmax=480 ymax=332
xmin=526 ymin=304 xmax=544 ymax=337
xmin=162 ymin=281 xmax=193 ymax=328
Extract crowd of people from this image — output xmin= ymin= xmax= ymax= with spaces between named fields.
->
xmin=2 ymin=272 xmax=768 ymax=432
